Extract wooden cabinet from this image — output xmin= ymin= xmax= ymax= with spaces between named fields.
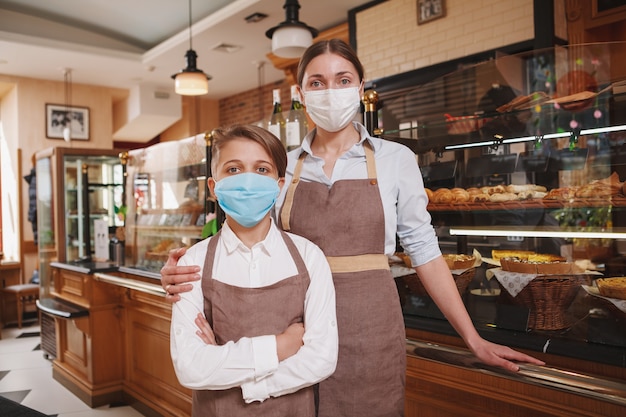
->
xmin=122 ymin=287 xmax=191 ymax=416
xmin=48 ymin=263 xmax=124 ymax=407
xmin=47 ymin=263 xmax=191 ymax=415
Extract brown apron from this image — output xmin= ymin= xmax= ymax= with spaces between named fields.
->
xmin=193 ymin=229 xmax=315 ymax=417
xmin=280 ymin=142 xmax=406 ymax=417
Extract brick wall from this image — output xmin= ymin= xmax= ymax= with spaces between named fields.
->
xmin=355 ymin=0 xmax=535 ymax=82
xmin=218 ymin=0 xmax=562 ymax=127
xmin=219 ymin=80 xmax=291 ymax=127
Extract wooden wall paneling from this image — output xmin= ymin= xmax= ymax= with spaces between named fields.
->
xmin=123 ymin=289 xmax=191 ymax=416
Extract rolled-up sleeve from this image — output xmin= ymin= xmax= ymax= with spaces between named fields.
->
xmin=392 ymin=145 xmax=441 ymax=266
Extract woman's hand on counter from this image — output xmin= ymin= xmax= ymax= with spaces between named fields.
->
xmin=161 ymin=247 xmax=200 ymax=302
xmin=468 ymin=337 xmax=545 ymax=372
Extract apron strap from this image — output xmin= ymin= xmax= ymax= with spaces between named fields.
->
xmin=363 ymin=140 xmax=377 ymax=179
xmin=281 ymin=151 xmax=307 ymax=231
xmin=279 ymin=230 xmax=308 ymax=277
xmin=326 ymin=254 xmax=390 ymax=273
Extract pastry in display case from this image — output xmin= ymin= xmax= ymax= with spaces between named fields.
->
xmin=371 ymin=42 xmax=626 ymax=371
xmin=123 ymin=133 xmax=214 ymax=274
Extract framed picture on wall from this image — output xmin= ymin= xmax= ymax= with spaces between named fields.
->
xmin=46 ymin=103 xmax=90 ymax=140
xmin=417 ymin=0 xmax=446 ymax=25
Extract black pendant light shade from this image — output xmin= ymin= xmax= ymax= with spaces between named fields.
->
xmin=172 ymin=0 xmax=211 ymax=95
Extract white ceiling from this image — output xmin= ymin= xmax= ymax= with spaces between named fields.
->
xmin=0 ymin=0 xmax=367 ymax=100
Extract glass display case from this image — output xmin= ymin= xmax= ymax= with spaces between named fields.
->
xmin=371 ymin=42 xmax=626 ymax=368
xmin=35 ymin=147 xmax=124 ymax=296
xmin=123 ymin=133 xmax=214 ymax=274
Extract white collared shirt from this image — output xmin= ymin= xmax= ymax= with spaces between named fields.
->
xmin=170 ymin=220 xmax=338 ymax=403
xmin=275 ymin=121 xmax=441 ymax=267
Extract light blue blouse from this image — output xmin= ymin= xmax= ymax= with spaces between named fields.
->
xmin=274 ymin=122 xmax=442 ymax=267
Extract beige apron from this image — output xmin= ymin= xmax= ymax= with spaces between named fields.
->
xmin=193 ymin=229 xmax=315 ymax=417
xmin=280 ymin=142 xmax=406 ymax=417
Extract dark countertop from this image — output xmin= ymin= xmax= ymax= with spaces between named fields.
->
xmin=51 ymin=261 xmax=119 ymax=274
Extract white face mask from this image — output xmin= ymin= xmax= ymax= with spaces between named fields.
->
xmin=303 ymin=87 xmax=361 ymax=132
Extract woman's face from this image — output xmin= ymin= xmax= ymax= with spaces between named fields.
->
xmin=301 ymin=53 xmax=362 ymax=92
xmin=208 ymin=137 xmax=283 ymax=196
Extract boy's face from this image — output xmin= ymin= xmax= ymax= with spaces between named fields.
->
xmin=208 ymin=137 xmax=284 ymax=198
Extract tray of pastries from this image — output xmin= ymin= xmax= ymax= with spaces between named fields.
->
xmin=425 ymin=172 xmax=626 ymax=211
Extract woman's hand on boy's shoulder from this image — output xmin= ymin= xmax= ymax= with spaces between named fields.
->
xmin=161 ymin=247 xmax=201 ymax=302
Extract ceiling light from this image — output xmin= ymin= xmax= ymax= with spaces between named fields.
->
xmin=171 ymin=0 xmax=211 ymax=96
xmin=212 ymin=43 xmax=242 ymax=54
xmin=245 ymin=12 xmax=268 ymax=23
xmin=265 ymin=0 xmax=318 ymax=59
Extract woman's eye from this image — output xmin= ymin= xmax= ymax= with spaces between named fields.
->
xmin=340 ymin=78 xmax=351 ymax=85
xmin=310 ymin=80 xmax=322 ymax=88
xmin=257 ymin=167 xmax=269 ymax=174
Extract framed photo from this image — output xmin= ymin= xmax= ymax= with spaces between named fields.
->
xmin=418 ymin=0 xmax=446 ymax=25
xmin=46 ymin=103 xmax=90 ymax=140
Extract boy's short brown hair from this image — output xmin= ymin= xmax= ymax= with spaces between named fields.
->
xmin=210 ymin=124 xmax=287 ymax=178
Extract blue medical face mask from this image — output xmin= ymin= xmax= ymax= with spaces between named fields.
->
xmin=213 ymin=173 xmax=280 ymax=228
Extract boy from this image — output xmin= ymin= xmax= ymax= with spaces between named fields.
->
xmin=170 ymin=124 xmax=337 ymax=417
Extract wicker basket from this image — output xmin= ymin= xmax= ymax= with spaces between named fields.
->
xmin=403 ymin=268 xmax=475 ymax=298
xmin=498 ymin=274 xmax=592 ymax=330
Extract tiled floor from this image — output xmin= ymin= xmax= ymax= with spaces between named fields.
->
xmin=0 ymin=321 xmax=144 ymax=417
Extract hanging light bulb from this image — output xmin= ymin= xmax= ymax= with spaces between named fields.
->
xmin=172 ymin=0 xmax=211 ymax=95
xmin=265 ymin=0 xmax=318 ymax=59
xmin=63 ymin=68 xmax=72 ymax=143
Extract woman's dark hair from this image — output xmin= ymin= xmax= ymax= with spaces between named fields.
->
xmin=296 ymin=39 xmax=364 ymax=87
xmin=211 ymin=124 xmax=287 ymax=177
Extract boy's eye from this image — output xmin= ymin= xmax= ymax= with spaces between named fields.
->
xmin=226 ymin=166 xmax=240 ymax=174
xmin=257 ymin=167 xmax=269 ymax=174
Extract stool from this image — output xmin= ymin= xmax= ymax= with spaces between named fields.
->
xmin=2 ymin=284 xmax=39 ymax=328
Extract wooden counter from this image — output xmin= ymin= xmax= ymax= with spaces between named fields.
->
xmin=404 ymin=329 xmax=626 ymax=417
xmin=45 ymin=263 xmax=190 ymax=416
xmin=45 ymin=264 xmax=626 ymax=416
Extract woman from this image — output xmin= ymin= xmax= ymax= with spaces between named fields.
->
xmin=170 ymin=125 xmax=337 ymax=416
xmin=162 ymin=39 xmax=544 ymax=416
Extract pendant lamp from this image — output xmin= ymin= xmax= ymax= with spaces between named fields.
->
xmin=265 ymin=0 xmax=318 ymax=59
xmin=63 ymin=68 xmax=72 ymax=142
xmin=172 ymin=0 xmax=211 ymax=95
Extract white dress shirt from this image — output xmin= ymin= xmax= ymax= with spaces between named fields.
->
xmin=170 ymin=220 xmax=338 ymax=403
xmin=275 ymin=121 xmax=442 ymax=267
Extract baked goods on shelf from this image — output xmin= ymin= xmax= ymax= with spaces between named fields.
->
xmin=492 ymin=250 xmax=564 ymax=262
xmin=443 ymin=254 xmax=475 ymax=270
xmin=596 ymin=277 xmax=626 ymax=300
xmin=425 ymin=172 xmax=626 ymax=210
xmin=495 ymin=250 xmax=583 ymax=274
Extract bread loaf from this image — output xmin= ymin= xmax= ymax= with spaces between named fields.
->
xmin=451 ymin=188 xmax=470 ymax=202
xmin=432 ymin=188 xmax=454 ymax=203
